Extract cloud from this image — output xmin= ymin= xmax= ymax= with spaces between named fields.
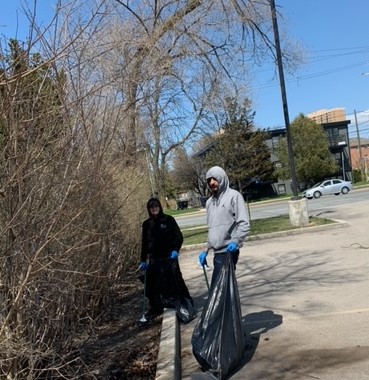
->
xmin=347 ymin=110 xmax=369 ymax=139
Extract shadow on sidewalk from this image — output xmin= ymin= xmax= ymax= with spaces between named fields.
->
xmin=229 ymin=310 xmax=283 ymax=377
xmin=189 ymin=309 xmax=283 ymax=379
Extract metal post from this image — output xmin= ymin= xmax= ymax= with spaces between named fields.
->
xmin=341 ymin=150 xmax=346 ymax=181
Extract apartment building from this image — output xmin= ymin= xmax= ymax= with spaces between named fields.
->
xmin=307 ymin=108 xmax=346 ymax=124
xmin=269 ymin=117 xmax=351 ymax=195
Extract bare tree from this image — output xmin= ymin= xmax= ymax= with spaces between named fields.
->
xmin=171 ymin=147 xmax=209 ymax=197
xmin=107 ymin=0 xmax=300 ymax=199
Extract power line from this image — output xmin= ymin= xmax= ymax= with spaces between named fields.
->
xmin=349 ymin=127 xmax=369 ymax=135
xmin=251 ymin=60 xmax=369 ymax=90
xmin=348 ymin=118 xmax=369 ymax=126
xmin=308 ymin=48 xmax=369 ymax=62
xmin=252 ymin=46 xmax=369 ymax=74
xmin=250 ymin=42 xmax=369 ymax=90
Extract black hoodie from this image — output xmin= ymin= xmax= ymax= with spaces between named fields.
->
xmin=140 ymin=198 xmax=183 ymax=261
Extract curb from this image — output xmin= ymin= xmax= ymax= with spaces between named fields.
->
xmin=155 ymin=309 xmax=180 ymax=380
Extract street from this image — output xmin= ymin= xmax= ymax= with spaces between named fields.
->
xmin=175 ymin=187 xmax=369 ymax=228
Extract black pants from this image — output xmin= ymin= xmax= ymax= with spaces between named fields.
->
xmin=145 ymin=259 xmax=192 ymax=311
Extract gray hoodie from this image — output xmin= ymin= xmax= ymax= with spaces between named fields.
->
xmin=205 ymin=166 xmax=250 ymax=254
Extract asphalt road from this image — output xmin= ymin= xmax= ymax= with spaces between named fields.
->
xmin=179 ymin=196 xmax=369 ymax=379
xmin=175 ymin=187 xmax=369 ymax=228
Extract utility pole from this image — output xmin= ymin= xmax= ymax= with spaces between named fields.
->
xmin=354 ymin=109 xmax=364 ymax=179
xmin=270 ymin=0 xmax=299 ymax=199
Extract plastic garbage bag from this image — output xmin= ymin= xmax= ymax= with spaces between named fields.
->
xmin=142 ymin=259 xmax=196 ymax=323
xmin=191 ymin=254 xmax=245 ymax=379
xmin=174 ymin=296 xmax=197 ymax=324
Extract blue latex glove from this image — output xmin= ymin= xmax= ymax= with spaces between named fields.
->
xmin=170 ymin=250 xmax=179 ymax=259
xmin=198 ymin=251 xmax=208 ymax=266
xmin=138 ymin=261 xmax=148 ymax=271
xmin=226 ymin=242 xmax=238 ymax=254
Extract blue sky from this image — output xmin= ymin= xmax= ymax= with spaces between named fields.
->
xmin=2 ymin=1 xmax=369 ymax=139
xmin=0 ymin=1 xmax=54 ymax=39
xmin=251 ymin=0 xmax=369 ymax=139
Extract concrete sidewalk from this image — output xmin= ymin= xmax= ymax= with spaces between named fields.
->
xmin=178 ymin=200 xmax=369 ymax=379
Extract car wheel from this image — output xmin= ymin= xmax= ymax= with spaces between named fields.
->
xmin=313 ymin=191 xmax=321 ymax=199
xmin=334 ymin=193 xmax=340 ymax=196
xmin=341 ymin=187 xmax=349 ymax=194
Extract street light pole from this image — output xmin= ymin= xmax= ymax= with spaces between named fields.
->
xmin=270 ymin=0 xmax=299 ymax=199
xmin=341 ymin=151 xmax=346 ymax=181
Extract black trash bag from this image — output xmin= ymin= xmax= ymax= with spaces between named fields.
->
xmin=174 ymin=296 xmax=197 ymax=324
xmin=143 ymin=259 xmax=197 ymax=323
xmin=191 ymin=254 xmax=245 ymax=379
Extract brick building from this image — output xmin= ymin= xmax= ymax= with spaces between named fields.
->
xmin=349 ymin=137 xmax=369 ymax=180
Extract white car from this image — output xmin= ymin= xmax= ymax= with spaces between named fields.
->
xmin=302 ymin=179 xmax=353 ymax=199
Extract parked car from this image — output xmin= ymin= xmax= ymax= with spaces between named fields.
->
xmin=302 ymin=179 xmax=353 ymax=199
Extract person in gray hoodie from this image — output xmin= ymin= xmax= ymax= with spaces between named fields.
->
xmin=198 ymin=166 xmax=250 ymax=286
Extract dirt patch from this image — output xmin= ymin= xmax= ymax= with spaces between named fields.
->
xmin=78 ymin=272 xmax=162 ymax=379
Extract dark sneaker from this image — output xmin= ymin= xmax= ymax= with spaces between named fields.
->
xmin=145 ymin=308 xmax=163 ymax=320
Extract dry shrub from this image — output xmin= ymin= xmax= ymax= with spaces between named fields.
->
xmin=0 ymin=60 xmax=151 ymax=378
xmin=0 ymin=155 xmax=151 ymax=378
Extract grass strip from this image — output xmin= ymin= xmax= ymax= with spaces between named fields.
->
xmin=181 ymin=216 xmax=335 ymax=246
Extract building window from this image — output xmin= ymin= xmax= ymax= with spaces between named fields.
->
xmin=334 ymin=152 xmax=341 ymax=166
xmin=278 ymin=184 xmax=286 ymax=195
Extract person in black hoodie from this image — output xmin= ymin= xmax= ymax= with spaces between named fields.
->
xmin=139 ymin=197 xmax=191 ymax=319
